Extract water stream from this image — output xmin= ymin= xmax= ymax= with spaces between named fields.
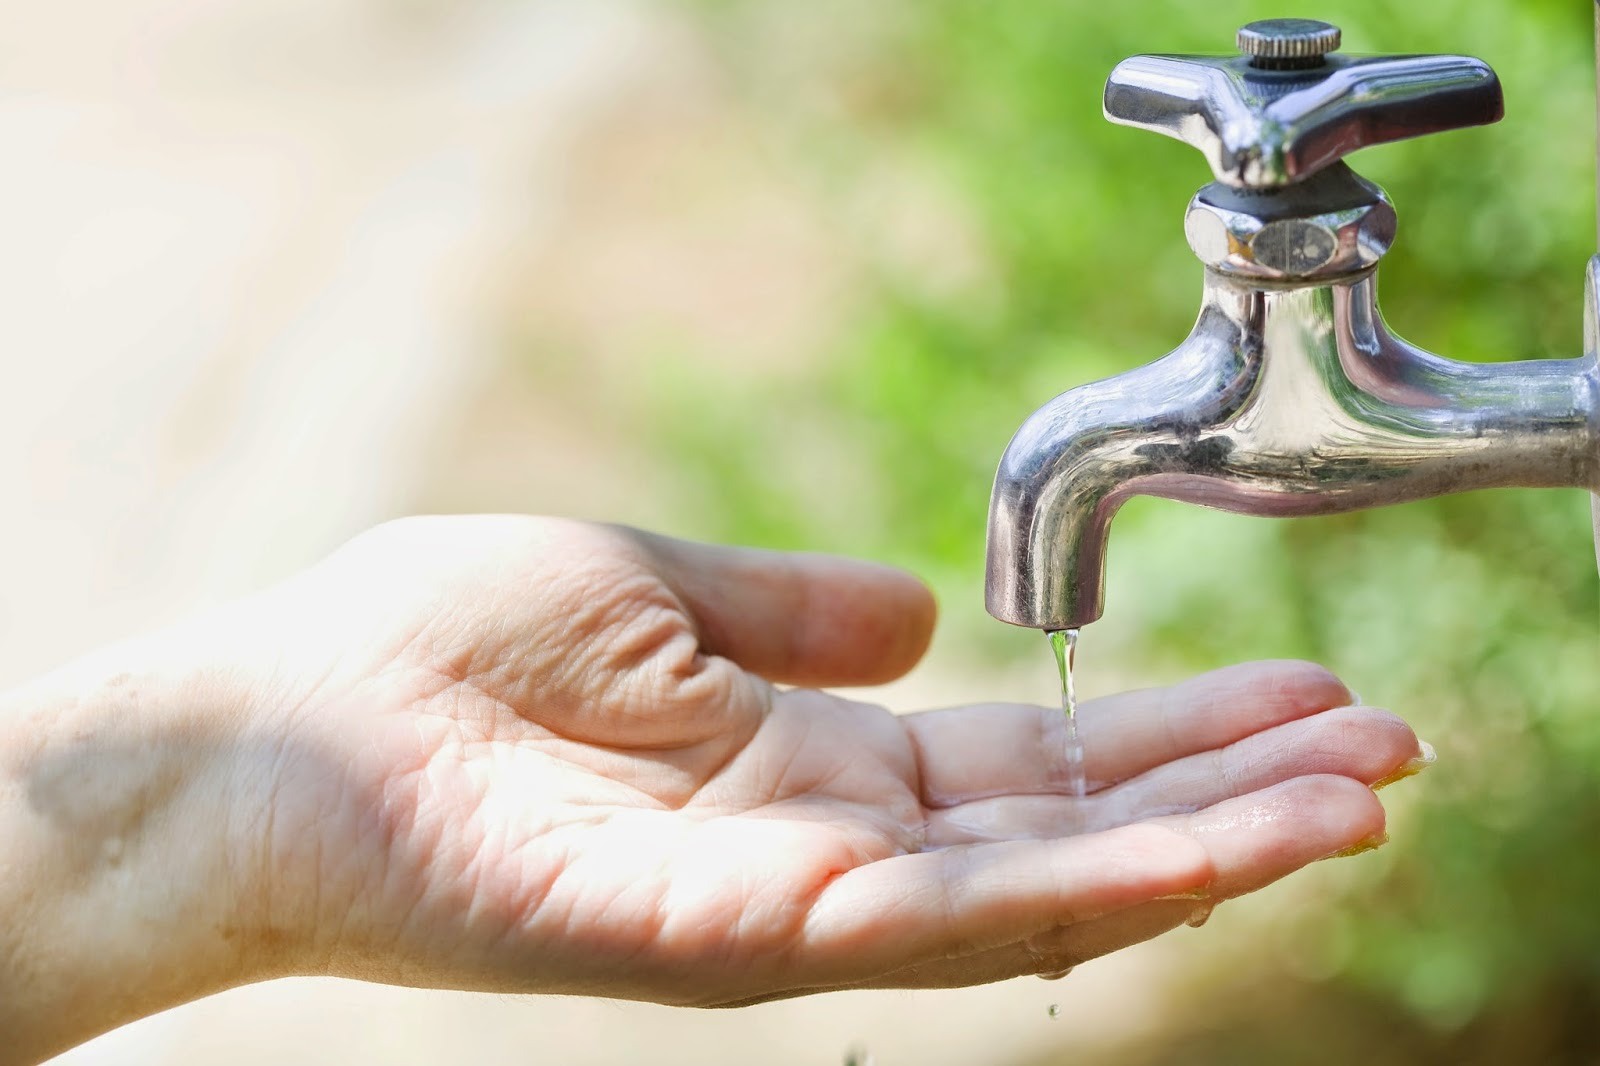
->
xmin=1047 ymin=628 xmax=1088 ymax=799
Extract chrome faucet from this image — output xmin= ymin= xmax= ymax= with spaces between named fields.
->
xmin=986 ymin=18 xmax=1600 ymax=632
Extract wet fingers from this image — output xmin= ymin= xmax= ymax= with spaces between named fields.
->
xmin=903 ymin=661 xmax=1354 ymax=809
xmin=792 ymin=823 xmax=1211 ymax=986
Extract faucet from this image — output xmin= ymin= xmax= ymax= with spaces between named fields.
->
xmin=986 ymin=18 xmax=1600 ymax=632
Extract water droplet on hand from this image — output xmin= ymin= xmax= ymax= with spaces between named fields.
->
xmin=1047 ymin=1003 xmax=1061 ymax=1019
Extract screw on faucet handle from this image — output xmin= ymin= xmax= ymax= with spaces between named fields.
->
xmin=1236 ymin=19 xmax=1341 ymax=69
xmin=1103 ymin=21 xmax=1503 ymax=188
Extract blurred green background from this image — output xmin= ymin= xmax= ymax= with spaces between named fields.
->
xmin=15 ymin=0 xmax=1593 ymax=1061
xmin=642 ymin=1 xmax=1600 ymax=1061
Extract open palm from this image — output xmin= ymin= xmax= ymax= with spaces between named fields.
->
xmin=236 ymin=516 xmax=1418 ymax=1004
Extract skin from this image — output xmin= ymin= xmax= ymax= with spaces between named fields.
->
xmin=0 ymin=515 xmax=1422 ymax=1065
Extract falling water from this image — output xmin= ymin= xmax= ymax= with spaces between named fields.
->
xmin=1592 ymin=495 xmax=1599 ymax=579
xmin=1048 ymin=628 xmax=1088 ymax=799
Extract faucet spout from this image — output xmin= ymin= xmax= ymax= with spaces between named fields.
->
xmin=986 ymin=265 xmax=1600 ymax=630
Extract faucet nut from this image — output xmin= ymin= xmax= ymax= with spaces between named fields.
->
xmin=1183 ymin=195 xmax=1396 ymax=282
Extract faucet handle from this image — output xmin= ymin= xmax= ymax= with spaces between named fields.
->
xmin=1103 ymin=19 xmax=1503 ymax=189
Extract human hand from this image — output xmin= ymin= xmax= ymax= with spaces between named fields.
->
xmin=0 ymin=516 xmax=1423 ymax=1062
xmin=228 ymin=515 xmax=1416 ymax=998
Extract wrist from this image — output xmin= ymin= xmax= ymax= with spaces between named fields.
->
xmin=0 ymin=631 xmax=270 ymax=1064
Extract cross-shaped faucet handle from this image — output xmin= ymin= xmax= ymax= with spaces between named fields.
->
xmin=1103 ymin=19 xmax=1504 ymax=188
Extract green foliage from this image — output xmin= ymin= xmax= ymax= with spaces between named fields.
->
xmin=664 ymin=0 xmax=1599 ymax=1053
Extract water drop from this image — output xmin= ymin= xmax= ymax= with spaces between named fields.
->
xmin=1047 ymin=1003 xmax=1061 ymax=1019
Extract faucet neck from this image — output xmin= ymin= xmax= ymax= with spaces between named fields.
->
xmin=1193 ymin=264 xmax=1599 ymax=494
xmin=985 ymin=258 xmax=1600 ymax=631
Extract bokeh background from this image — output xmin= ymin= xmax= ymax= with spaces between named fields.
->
xmin=6 ymin=0 xmax=1597 ymax=1062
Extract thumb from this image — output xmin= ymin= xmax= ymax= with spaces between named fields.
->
xmin=631 ymin=530 xmax=937 ymax=688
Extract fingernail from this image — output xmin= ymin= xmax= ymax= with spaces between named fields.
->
xmin=1348 ymin=690 xmax=1364 ymax=706
xmin=1372 ymin=739 xmax=1437 ymax=791
xmin=1322 ymin=832 xmax=1390 ymax=861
